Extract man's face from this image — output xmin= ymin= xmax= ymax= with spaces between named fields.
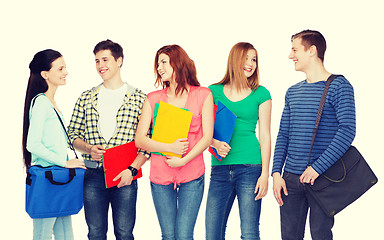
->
xmin=288 ymin=38 xmax=310 ymax=72
xmin=95 ymin=50 xmax=122 ymax=81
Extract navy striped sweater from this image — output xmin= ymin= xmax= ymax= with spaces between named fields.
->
xmin=272 ymin=75 xmax=356 ymax=175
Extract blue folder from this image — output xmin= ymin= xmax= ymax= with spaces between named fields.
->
xmin=209 ymin=101 xmax=237 ymax=161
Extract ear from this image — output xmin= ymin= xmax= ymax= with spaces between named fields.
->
xmin=309 ymin=45 xmax=317 ymax=57
xmin=117 ymin=57 xmax=123 ymax=68
xmin=40 ymin=71 xmax=49 ymax=80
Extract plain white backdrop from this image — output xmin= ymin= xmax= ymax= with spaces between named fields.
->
xmin=1 ymin=0 xmax=383 ymax=239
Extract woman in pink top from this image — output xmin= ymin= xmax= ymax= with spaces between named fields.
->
xmin=135 ymin=44 xmax=214 ymax=240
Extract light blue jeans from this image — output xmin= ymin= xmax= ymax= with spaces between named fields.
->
xmin=151 ymin=174 xmax=205 ymax=240
xmin=205 ymin=164 xmax=262 ymax=240
xmin=33 ymin=216 xmax=74 ymax=240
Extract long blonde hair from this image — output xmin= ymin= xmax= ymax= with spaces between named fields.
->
xmin=216 ymin=42 xmax=259 ymax=91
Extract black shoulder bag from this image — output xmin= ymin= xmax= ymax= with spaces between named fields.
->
xmin=304 ymin=74 xmax=378 ymax=217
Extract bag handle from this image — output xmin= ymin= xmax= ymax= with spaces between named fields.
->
xmin=45 ymin=168 xmax=76 ymax=185
xmin=306 ymin=74 xmax=348 ymax=182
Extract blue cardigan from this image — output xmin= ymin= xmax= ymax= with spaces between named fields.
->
xmin=272 ymin=75 xmax=356 ymax=175
xmin=27 ymin=94 xmax=68 ymax=167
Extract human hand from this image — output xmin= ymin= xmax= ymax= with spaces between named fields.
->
xmin=89 ymin=144 xmax=106 ymax=161
xmin=299 ymin=166 xmax=319 ymax=185
xmin=65 ymin=158 xmax=86 ymax=169
xmin=272 ymin=173 xmax=288 ymax=206
xmin=254 ymin=174 xmax=269 ymax=200
xmin=170 ymin=138 xmax=189 ymax=155
xmin=165 ymin=156 xmax=187 ymax=168
xmin=113 ymin=169 xmax=133 ymax=188
xmin=212 ymin=140 xmax=231 ymax=158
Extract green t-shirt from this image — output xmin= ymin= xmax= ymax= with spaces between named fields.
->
xmin=209 ymin=84 xmax=271 ymax=166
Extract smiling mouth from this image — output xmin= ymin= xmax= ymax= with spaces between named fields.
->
xmin=99 ymin=69 xmax=108 ymax=74
xmin=244 ymin=68 xmax=252 ymax=72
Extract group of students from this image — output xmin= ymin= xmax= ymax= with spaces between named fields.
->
xmin=22 ymin=29 xmax=356 ymax=240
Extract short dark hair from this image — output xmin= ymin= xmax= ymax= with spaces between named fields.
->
xmin=291 ymin=30 xmax=326 ymax=62
xmin=93 ymin=39 xmax=124 ymax=63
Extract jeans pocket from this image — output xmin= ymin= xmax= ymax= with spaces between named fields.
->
xmin=84 ymin=169 xmax=95 ymax=179
xmin=211 ymin=166 xmax=218 ymax=171
xmin=283 ymin=171 xmax=292 ymax=180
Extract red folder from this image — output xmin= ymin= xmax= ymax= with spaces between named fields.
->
xmin=103 ymin=141 xmax=142 ymax=188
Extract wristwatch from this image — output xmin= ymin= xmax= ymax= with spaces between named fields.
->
xmin=127 ymin=166 xmax=138 ymax=177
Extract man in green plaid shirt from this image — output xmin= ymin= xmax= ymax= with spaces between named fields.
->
xmin=68 ymin=40 xmax=149 ymax=240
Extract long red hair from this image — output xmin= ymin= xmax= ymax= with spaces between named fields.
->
xmin=154 ymin=45 xmax=200 ymax=95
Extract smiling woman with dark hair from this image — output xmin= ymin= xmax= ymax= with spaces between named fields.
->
xmin=22 ymin=49 xmax=85 ymax=239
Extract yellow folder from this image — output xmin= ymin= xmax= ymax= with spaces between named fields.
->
xmin=151 ymin=101 xmax=193 ymax=158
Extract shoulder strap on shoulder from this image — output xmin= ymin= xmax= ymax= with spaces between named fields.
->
xmin=306 ymin=74 xmax=341 ymax=166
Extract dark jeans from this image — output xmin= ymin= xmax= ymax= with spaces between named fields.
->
xmin=280 ymin=172 xmax=334 ymax=240
xmin=83 ymin=168 xmax=137 ymax=240
xmin=205 ymin=164 xmax=262 ymax=240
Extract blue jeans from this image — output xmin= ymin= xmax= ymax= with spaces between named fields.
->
xmin=83 ymin=168 xmax=137 ymax=240
xmin=151 ymin=174 xmax=205 ymax=240
xmin=280 ymin=172 xmax=334 ymax=240
xmin=205 ymin=164 xmax=262 ymax=240
xmin=33 ymin=216 xmax=73 ymax=240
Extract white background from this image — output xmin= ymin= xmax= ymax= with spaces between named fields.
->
xmin=1 ymin=0 xmax=383 ymax=239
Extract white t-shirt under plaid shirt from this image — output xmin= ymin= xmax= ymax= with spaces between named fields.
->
xmin=98 ymin=83 xmax=128 ymax=142
xmin=67 ymin=82 xmax=150 ymax=163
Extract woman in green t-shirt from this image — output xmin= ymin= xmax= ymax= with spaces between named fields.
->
xmin=205 ymin=42 xmax=272 ymax=240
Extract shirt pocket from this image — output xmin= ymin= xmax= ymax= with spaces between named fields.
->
xmin=189 ymin=113 xmax=202 ymax=134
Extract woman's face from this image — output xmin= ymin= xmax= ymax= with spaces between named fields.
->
xmin=43 ymin=57 xmax=68 ymax=87
xmin=157 ymin=53 xmax=174 ymax=82
xmin=243 ymin=49 xmax=257 ymax=78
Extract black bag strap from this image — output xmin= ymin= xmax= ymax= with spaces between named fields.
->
xmin=52 ymin=108 xmax=78 ymax=159
xmin=306 ymin=74 xmax=341 ymax=166
xmin=28 ymin=94 xmax=78 ymax=165
xmin=45 ymin=168 xmax=76 ymax=185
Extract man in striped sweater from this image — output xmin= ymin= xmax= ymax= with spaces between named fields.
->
xmin=272 ymin=30 xmax=356 ymax=240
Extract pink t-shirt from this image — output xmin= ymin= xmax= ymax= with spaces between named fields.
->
xmin=147 ymin=86 xmax=211 ymax=186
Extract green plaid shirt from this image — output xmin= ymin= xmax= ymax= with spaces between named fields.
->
xmin=68 ymin=83 xmax=150 ymax=162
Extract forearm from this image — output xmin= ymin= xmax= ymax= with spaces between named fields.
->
xmin=73 ymin=138 xmax=92 ymax=155
xmin=259 ymin=135 xmax=271 ymax=176
xmin=211 ymin=138 xmax=221 ymax=149
xmin=181 ymin=134 xmax=212 ymax=164
xmin=130 ymin=152 xmax=148 ymax=170
xmin=135 ymin=134 xmax=175 ymax=154
xmin=182 ymin=92 xmax=214 ymax=163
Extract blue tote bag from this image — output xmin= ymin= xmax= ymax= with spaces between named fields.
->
xmin=25 ymin=99 xmax=85 ymax=218
xmin=26 ymin=166 xmax=85 ymax=218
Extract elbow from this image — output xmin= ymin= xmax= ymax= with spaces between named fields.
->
xmin=134 ymin=135 xmax=145 ymax=149
xmin=202 ymin=134 xmax=213 ymax=149
xmin=26 ymin=138 xmax=38 ymax=154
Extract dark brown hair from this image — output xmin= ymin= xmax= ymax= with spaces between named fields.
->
xmin=291 ymin=30 xmax=327 ymax=62
xmin=22 ymin=49 xmax=62 ymax=168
